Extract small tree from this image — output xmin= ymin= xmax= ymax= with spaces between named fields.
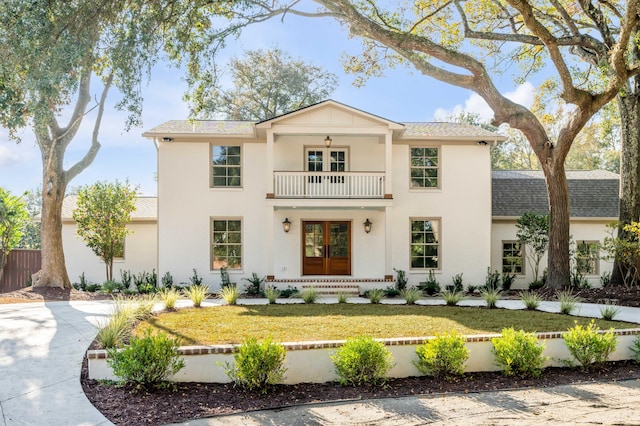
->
xmin=17 ymin=187 xmax=42 ymax=249
xmin=0 ymin=188 xmax=29 ymax=282
xmin=73 ymin=181 xmax=137 ymax=281
xmin=516 ymin=212 xmax=549 ymax=285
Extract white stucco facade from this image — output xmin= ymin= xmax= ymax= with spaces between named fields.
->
xmin=146 ymin=101 xmax=499 ymax=290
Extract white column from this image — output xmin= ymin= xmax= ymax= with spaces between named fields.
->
xmin=384 ymin=130 xmax=393 ymax=196
xmin=385 ymin=206 xmax=393 ymax=277
xmin=266 ymin=130 xmax=274 ymax=195
xmin=266 ymin=207 xmax=274 ymax=277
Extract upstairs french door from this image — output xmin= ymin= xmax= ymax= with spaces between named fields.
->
xmin=303 ymin=221 xmax=351 ymax=275
xmin=305 ymin=147 xmax=349 ymax=195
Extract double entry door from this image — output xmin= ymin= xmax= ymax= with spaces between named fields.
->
xmin=302 ymin=221 xmax=351 ymax=275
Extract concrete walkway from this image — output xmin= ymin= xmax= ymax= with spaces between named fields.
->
xmin=0 ymin=298 xmax=639 ymax=426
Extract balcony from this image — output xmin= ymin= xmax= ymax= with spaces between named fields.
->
xmin=273 ymin=171 xmax=385 ymax=198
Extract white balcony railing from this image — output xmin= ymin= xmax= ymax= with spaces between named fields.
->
xmin=273 ymin=171 xmax=385 ymax=198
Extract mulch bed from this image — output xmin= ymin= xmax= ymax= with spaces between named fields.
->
xmin=4 ymin=285 xmax=640 ymax=425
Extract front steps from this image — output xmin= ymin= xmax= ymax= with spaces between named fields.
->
xmin=266 ymin=277 xmax=395 ymax=295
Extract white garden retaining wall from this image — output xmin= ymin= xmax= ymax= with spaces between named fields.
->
xmin=87 ymin=329 xmax=640 ymax=384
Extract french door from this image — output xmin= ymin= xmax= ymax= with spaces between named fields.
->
xmin=305 ymin=148 xmax=349 ymax=195
xmin=302 ymin=221 xmax=351 ymax=275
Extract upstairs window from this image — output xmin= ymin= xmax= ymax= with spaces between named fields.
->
xmin=212 ymin=145 xmax=241 ymax=187
xmin=576 ymin=241 xmax=599 ymax=275
xmin=410 ymin=219 xmax=440 ymax=269
xmin=410 ymin=147 xmax=439 ymax=188
xmin=502 ymin=241 xmax=524 ymax=275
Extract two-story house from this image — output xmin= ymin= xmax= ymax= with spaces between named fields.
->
xmin=141 ymin=100 xmax=505 ymax=291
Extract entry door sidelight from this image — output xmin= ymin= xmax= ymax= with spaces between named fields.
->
xmin=302 ymin=221 xmax=351 ymax=275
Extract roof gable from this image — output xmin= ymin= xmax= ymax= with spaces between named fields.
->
xmin=255 ymin=100 xmax=404 ymax=130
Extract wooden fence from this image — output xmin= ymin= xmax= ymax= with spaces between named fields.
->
xmin=0 ymin=249 xmax=41 ymax=293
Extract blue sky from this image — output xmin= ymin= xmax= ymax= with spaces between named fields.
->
xmin=0 ymin=9 xmax=535 ymax=197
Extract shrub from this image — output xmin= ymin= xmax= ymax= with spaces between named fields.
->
xmin=491 ymin=328 xmax=547 ymax=378
xmin=337 ymin=291 xmax=349 ymax=304
xmin=557 ymin=290 xmax=581 ymax=315
xmin=400 ymin=287 xmax=422 ymax=305
xmin=599 ymin=303 xmax=620 ymax=321
xmin=300 ymin=287 xmax=318 ymax=304
xmin=451 ymin=273 xmax=464 ymax=292
xmin=519 ymin=291 xmax=542 ymax=310
xmin=631 ymin=336 xmax=640 ymax=363
xmin=224 ymin=337 xmax=287 ymax=393
xmin=393 ymin=268 xmax=407 ymax=291
xmin=562 ymin=320 xmax=618 ymax=369
xmin=161 ymin=271 xmax=173 ymax=289
xmin=466 ymin=285 xmax=478 ymax=294
xmin=107 ymin=329 xmax=185 ymax=390
xmin=76 ymin=272 xmax=89 ymax=291
xmin=414 ymin=333 xmax=468 ymax=380
xmin=418 ymin=270 xmax=440 ymax=295
xmin=501 ymin=273 xmax=516 ymax=291
xmin=279 ymin=286 xmax=298 ymax=299
xmin=528 ymin=280 xmax=544 ymax=290
xmin=102 ymin=279 xmax=124 ymax=294
xmin=86 ymin=283 xmax=102 ymax=292
xmin=441 ymin=290 xmax=464 ymax=306
xmin=183 ymin=284 xmax=209 ymax=307
xmin=332 ymin=336 xmax=394 ymax=386
xmin=120 ymin=270 xmax=132 ymax=290
xmin=600 ymin=271 xmax=612 ymax=287
xmin=189 ymin=269 xmax=203 ymax=285
xmin=159 ymin=288 xmax=181 ymax=310
xmin=481 ymin=288 xmax=501 ymax=309
xmin=368 ymin=288 xmax=385 ymax=304
xmin=219 ymin=285 xmax=241 ymax=305
xmin=96 ymin=314 xmax=130 ymax=349
xmin=484 ymin=268 xmax=500 ymax=291
xmin=243 ymin=273 xmax=265 ymax=296
xmin=264 ymin=286 xmax=280 ymax=304
xmin=383 ymin=286 xmax=401 ymax=298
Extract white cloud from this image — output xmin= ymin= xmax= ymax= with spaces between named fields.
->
xmin=433 ymin=82 xmax=535 ymax=123
xmin=0 ymin=144 xmax=21 ymax=167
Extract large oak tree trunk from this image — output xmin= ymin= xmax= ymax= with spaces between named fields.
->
xmin=542 ymin=162 xmax=571 ymax=288
xmin=611 ymin=79 xmax=640 ymax=286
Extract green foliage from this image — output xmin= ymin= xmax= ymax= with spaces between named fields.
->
xmin=300 ymin=287 xmax=318 ymax=304
xmin=96 ymin=313 xmax=130 ymax=349
xmin=600 ymin=271 xmax=612 ymax=287
xmin=393 ymin=268 xmax=407 ymax=291
xmin=332 ymin=336 xmax=394 ymax=386
xmin=107 ymin=329 xmax=185 ymax=390
xmin=220 ymin=267 xmax=234 ymax=288
xmin=599 ymin=303 xmax=620 ymax=321
xmin=16 ymin=187 xmax=41 ymax=249
xmin=466 ymin=285 xmax=478 ymax=294
xmin=264 ymin=286 xmax=281 ymax=304
xmin=161 ymin=271 xmax=173 ymax=289
xmin=134 ymin=270 xmax=157 ymax=294
xmin=481 ymin=288 xmax=501 ymax=309
xmin=120 ymin=270 xmax=132 ymax=290
xmin=519 ymin=291 xmax=542 ymax=310
xmin=219 ymin=285 xmax=241 ymax=305
xmin=97 ymin=294 xmax=157 ymax=349
xmin=602 ymin=222 xmax=640 ymax=286
xmin=516 ymin=212 xmax=549 ymax=283
xmin=367 ymin=288 xmax=385 ymax=304
xmin=491 ymin=328 xmax=547 ymax=378
xmin=159 ymin=288 xmax=181 ymax=310
xmin=418 ymin=270 xmax=440 ymax=295
xmin=501 ymin=272 xmax=516 ymax=291
xmin=450 ymin=273 xmax=464 ymax=292
xmin=189 ymin=269 xmax=203 ymax=285
xmin=278 ymin=286 xmax=298 ymax=299
xmin=0 ymin=188 xmax=29 ymax=274
xmin=102 ymin=279 xmax=124 ymax=294
xmin=337 ymin=291 xmax=349 ymax=304
xmin=630 ymin=336 xmax=640 ymax=363
xmin=193 ymin=48 xmax=338 ymax=120
xmin=183 ymin=285 xmax=209 ymax=308
xmin=400 ymin=288 xmax=422 ymax=305
xmin=74 ymin=272 xmax=90 ymax=291
xmin=414 ymin=333 xmax=469 ymax=380
xmin=529 ymin=280 xmax=545 ymax=290
xmin=242 ymin=273 xmax=265 ymax=296
xmin=73 ymin=181 xmax=137 ymax=282
xmin=441 ymin=290 xmax=464 ymax=306
xmin=224 ymin=337 xmax=287 ymax=393
xmin=556 ymin=290 xmax=581 ymax=315
xmin=484 ymin=268 xmax=500 ymax=291
xmin=562 ymin=321 xmax=618 ymax=369
xmin=383 ymin=286 xmax=401 ymax=297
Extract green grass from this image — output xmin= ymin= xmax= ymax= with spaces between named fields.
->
xmin=133 ymin=304 xmax=637 ymax=346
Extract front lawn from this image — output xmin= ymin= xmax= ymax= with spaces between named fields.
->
xmin=134 ymin=304 xmax=637 ymax=345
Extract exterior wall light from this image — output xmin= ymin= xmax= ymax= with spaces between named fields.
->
xmin=282 ymin=218 xmax=291 ymax=233
xmin=324 ymin=135 xmax=332 ymax=147
xmin=162 ymin=137 xmax=174 ymax=142
xmin=363 ymin=218 xmax=372 ymax=233
xmin=477 ymin=140 xmax=488 ymax=146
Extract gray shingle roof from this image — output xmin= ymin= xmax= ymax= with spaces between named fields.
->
xmin=143 ymin=120 xmax=255 ymax=136
xmin=402 ymin=122 xmax=504 ymax=139
xmin=61 ymin=196 xmax=157 ymax=220
xmin=492 ymin=170 xmax=619 ymax=218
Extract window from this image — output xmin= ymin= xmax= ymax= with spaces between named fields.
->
xmin=211 ymin=219 xmax=242 ymax=270
xmin=502 ymin=241 xmax=524 ymax=274
xmin=576 ymin=241 xmax=599 ymax=275
xmin=410 ymin=219 xmax=440 ymax=269
xmin=410 ymin=147 xmax=439 ymax=188
xmin=212 ymin=145 xmax=241 ymax=187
